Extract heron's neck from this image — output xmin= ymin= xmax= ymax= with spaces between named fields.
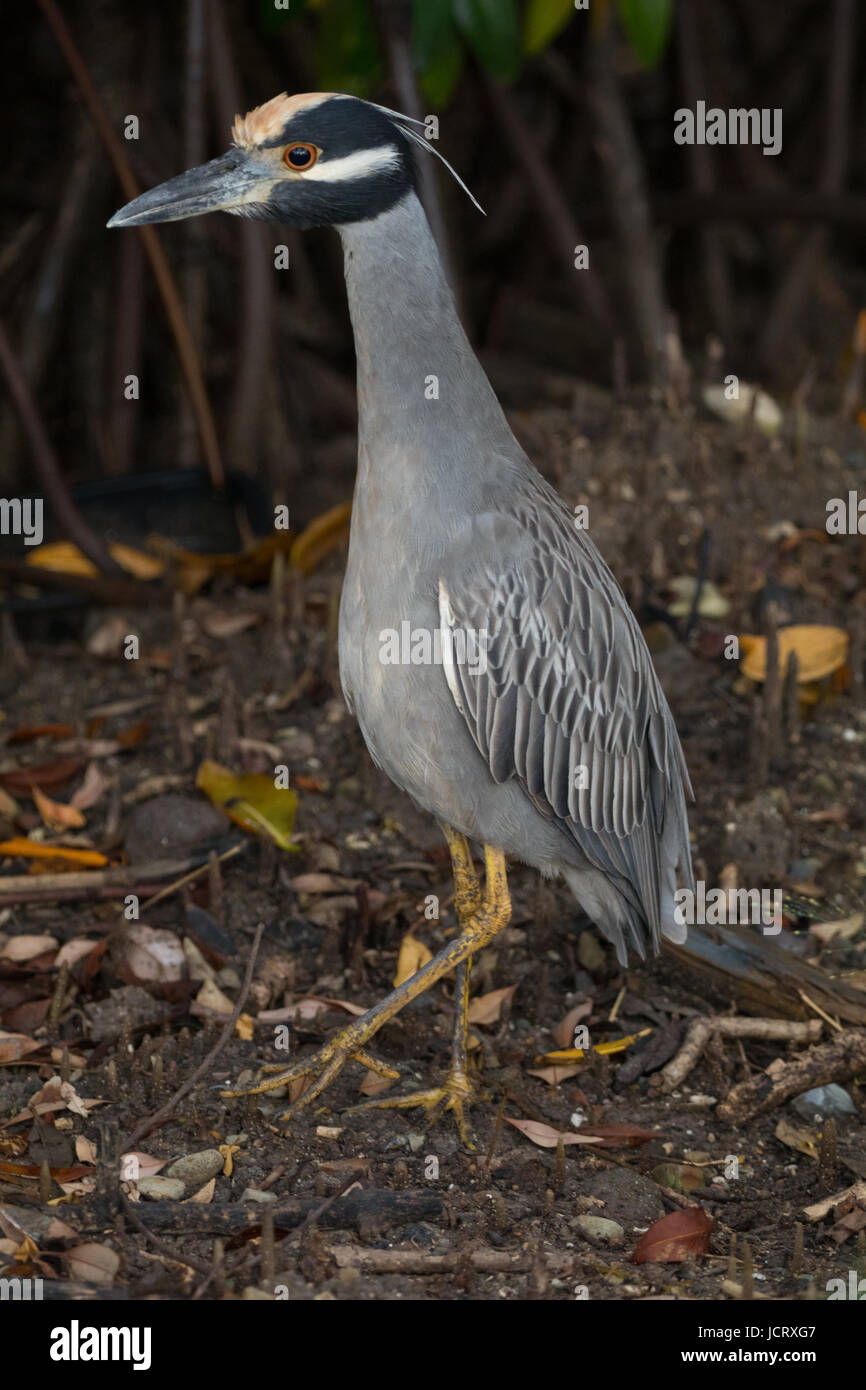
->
xmin=338 ymin=192 xmax=514 ymax=473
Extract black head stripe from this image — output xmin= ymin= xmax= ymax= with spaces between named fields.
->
xmin=263 ymin=95 xmax=410 ymax=161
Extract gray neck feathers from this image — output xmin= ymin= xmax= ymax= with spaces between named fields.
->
xmin=338 ymin=192 xmax=516 ymax=492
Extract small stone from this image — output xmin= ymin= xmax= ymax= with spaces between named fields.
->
xmin=576 ymin=1214 xmax=624 ymax=1241
xmin=166 ymin=1149 xmax=224 ymax=1189
xmin=241 ymin=1188 xmax=277 ymax=1203
xmin=138 ymin=1176 xmax=185 ymax=1201
xmin=791 ymin=1084 xmax=856 ymax=1121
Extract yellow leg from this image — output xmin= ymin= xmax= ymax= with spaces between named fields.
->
xmin=348 ymin=827 xmax=483 ymax=1144
xmin=222 ymin=833 xmax=510 ymax=1143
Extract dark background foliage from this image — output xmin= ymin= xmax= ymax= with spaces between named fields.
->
xmin=1 ymin=0 xmax=863 ymax=515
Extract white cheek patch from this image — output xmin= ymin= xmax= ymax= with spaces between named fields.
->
xmin=301 ymin=146 xmax=401 ymax=183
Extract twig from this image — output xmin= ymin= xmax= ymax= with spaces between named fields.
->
xmin=325 ymin=1245 xmax=578 ymax=1275
xmin=0 ymin=318 xmax=119 ymax=574
xmin=661 ymin=1016 xmax=822 ymax=1091
xmin=717 ymin=1027 xmax=866 ymax=1125
xmin=34 ymin=0 xmax=225 ymax=489
xmin=118 ymin=920 xmax=264 ymax=1151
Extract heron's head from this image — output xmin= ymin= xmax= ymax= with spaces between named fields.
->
xmin=108 ymin=92 xmax=427 ymax=231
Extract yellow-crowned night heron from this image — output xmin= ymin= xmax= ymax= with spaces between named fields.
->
xmin=109 ymin=92 xmax=693 ymax=1143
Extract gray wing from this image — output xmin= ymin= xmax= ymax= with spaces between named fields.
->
xmin=439 ymin=488 xmax=693 ymax=952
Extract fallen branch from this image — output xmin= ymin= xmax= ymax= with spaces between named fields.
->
xmin=662 ymin=1017 xmax=822 ymax=1092
xmin=0 ymin=846 xmax=243 ymax=907
xmin=326 ymin=1244 xmax=577 ymax=1275
xmin=717 ymin=1028 xmax=866 ymax=1125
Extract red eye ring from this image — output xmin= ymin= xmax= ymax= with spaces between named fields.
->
xmin=283 ymin=143 xmax=319 ymax=171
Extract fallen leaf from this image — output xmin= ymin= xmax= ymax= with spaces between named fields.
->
xmin=70 ymin=763 xmax=105 ymax=811
xmin=739 ymin=625 xmax=848 ymax=683
xmin=576 ymin=1123 xmax=657 ymax=1149
xmin=64 ymin=1243 xmax=120 ymax=1286
xmin=632 ymin=1208 xmax=713 ymax=1263
xmin=118 ymin=925 xmax=185 ymax=987
xmin=467 ymin=984 xmax=516 ymax=1025
xmin=393 ymin=932 xmax=433 ymax=987
xmin=185 ymin=1178 xmax=216 ymax=1204
xmin=0 ymin=934 xmax=58 ymax=962
xmin=775 ymin=1117 xmax=819 ymax=1158
xmin=32 ymin=785 xmax=85 ymax=831
xmin=202 ymin=610 xmax=264 ymax=639
xmin=0 ymin=839 xmax=106 ymax=868
xmin=194 ymin=977 xmax=234 ymax=1015
xmin=196 ymin=759 xmax=298 ymax=851
xmin=7 ymin=724 xmax=74 ymax=744
xmin=0 ymin=758 xmax=85 ymax=796
xmin=552 ymin=1000 xmax=593 ymax=1049
xmin=526 ymin=1065 xmax=583 ymax=1086
xmin=75 ymin=1136 xmax=98 ymax=1164
xmin=0 ymin=1032 xmax=44 ymax=1064
xmin=809 ymin=913 xmax=863 ymax=944
xmin=503 ymin=1117 xmax=605 ymax=1149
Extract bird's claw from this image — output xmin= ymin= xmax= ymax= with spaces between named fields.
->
xmin=346 ymin=1066 xmax=477 ymax=1149
xmin=220 ymin=1022 xmax=400 ymax=1121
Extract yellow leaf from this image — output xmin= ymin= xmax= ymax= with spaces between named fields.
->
xmin=196 ymin=759 xmax=298 ymax=851
xmin=0 ymin=838 xmax=107 ymax=868
xmin=25 ymin=541 xmax=162 ymax=580
xmin=740 ymin=625 xmax=848 ymax=683
xmin=393 ymin=932 xmax=433 ymax=987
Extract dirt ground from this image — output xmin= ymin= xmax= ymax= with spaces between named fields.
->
xmin=1 ymin=387 xmax=865 ymax=1301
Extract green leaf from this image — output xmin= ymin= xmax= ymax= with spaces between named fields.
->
xmin=454 ymin=0 xmax=522 ymax=81
xmin=412 ymin=0 xmax=457 ymax=71
xmin=524 ymin=0 xmax=576 ymax=55
xmin=412 ymin=0 xmax=465 ymax=105
xmin=616 ymin=0 xmax=673 ymax=68
xmin=419 ymin=41 xmax=466 ymax=107
xmin=314 ymin=0 xmax=384 ymax=96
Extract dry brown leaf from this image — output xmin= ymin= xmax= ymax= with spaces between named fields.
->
xmin=70 ymin=762 xmax=105 ymax=811
xmin=32 ymin=785 xmax=85 ymax=831
xmin=552 ymin=1000 xmax=593 ymax=1049
xmin=526 ymin=1065 xmax=583 ymax=1086
xmin=467 ymin=984 xmax=516 ymax=1025
xmin=0 ymin=1032 xmax=43 ymax=1065
xmin=809 ymin=913 xmax=863 ymax=944
xmin=0 ymin=934 xmax=58 ymax=963
xmin=64 ymin=1243 xmax=120 ymax=1286
xmin=632 ymin=1208 xmax=713 ymax=1263
xmin=503 ymin=1117 xmax=605 ymax=1149
xmin=185 ymin=1178 xmax=216 ymax=1204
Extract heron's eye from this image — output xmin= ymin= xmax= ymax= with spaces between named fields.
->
xmin=284 ymin=143 xmax=319 ymax=171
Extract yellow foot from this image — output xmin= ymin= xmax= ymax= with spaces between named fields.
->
xmin=220 ymin=1028 xmax=399 ymax=1121
xmin=346 ymin=1067 xmax=477 ymax=1149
